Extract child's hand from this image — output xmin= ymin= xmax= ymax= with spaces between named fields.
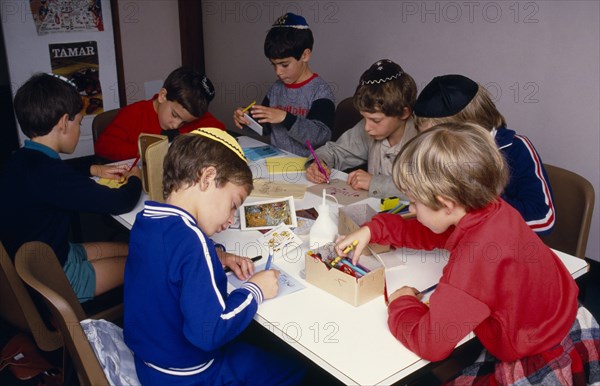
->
xmin=306 ymin=161 xmax=331 ymax=183
xmin=221 ymin=253 xmax=255 ymax=280
xmin=249 ymin=105 xmax=286 ymax=125
xmin=124 ymin=165 xmax=142 ymax=181
xmin=347 ymin=169 xmax=372 ymax=191
xmin=388 ymin=286 xmax=422 ymax=305
xmin=91 ymin=164 xmax=128 ymax=180
xmin=335 ymin=226 xmax=371 ymax=265
xmin=233 ymin=107 xmax=249 ymax=129
xmin=248 ymin=270 xmax=280 ymax=300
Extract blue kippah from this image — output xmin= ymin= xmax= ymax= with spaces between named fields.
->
xmin=414 ymin=74 xmax=478 ymax=118
xmin=272 ymin=13 xmax=309 ymax=29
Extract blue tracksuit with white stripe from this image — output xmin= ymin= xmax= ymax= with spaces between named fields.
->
xmin=495 ymin=126 xmax=555 ymax=234
xmin=124 ymin=202 xmax=303 ymax=385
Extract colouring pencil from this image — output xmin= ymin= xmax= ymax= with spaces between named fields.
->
xmin=305 ymin=140 xmax=330 ymax=184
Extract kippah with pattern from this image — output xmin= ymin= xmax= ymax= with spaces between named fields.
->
xmin=190 ymin=128 xmax=247 ymax=163
xmin=359 ymin=59 xmax=404 ymax=86
xmin=271 ymin=13 xmax=309 ymax=29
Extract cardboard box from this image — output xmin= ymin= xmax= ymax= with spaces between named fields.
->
xmin=338 ymin=204 xmax=390 ymax=255
xmin=305 ymin=250 xmax=385 ymax=307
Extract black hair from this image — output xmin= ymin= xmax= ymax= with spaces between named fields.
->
xmin=13 ymin=73 xmax=83 ymax=138
xmin=163 ymin=67 xmax=215 ymax=118
xmin=264 ymin=28 xmax=313 ymax=60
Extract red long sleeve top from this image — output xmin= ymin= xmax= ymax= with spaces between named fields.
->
xmin=94 ymin=97 xmax=225 ymax=161
xmin=366 ymin=199 xmax=578 ymax=362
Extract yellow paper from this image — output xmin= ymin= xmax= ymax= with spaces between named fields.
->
xmin=96 ymin=178 xmax=125 ymax=189
xmin=265 ymin=157 xmax=307 ymax=174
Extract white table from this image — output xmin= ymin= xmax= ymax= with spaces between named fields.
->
xmin=114 ymin=136 xmax=589 ymax=385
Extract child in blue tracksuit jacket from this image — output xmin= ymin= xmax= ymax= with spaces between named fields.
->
xmin=413 ymin=74 xmax=555 ymax=234
xmin=124 ymin=128 xmax=304 ymax=385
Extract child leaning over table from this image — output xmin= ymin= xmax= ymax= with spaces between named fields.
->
xmin=305 ymin=59 xmax=418 ymax=198
xmin=94 ymin=66 xmax=225 ymax=162
xmin=0 ymin=73 xmax=142 ymax=303
xmin=413 ymin=74 xmax=555 ymax=234
xmin=124 ymin=128 xmax=305 ymax=385
xmin=335 ymin=123 xmax=600 ymax=385
xmin=233 ymin=12 xmax=335 ymax=156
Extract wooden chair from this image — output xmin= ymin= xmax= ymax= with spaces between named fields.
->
xmin=540 ymin=164 xmax=595 ymax=259
xmin=91 ymin=108 xmax=120 ymax=143
xmin=15 ymin=242 xmax=111 ymax=386
xmin=0 ymin=242 xmax=63 ymax=352
xmin=331 ymin=97 xmax=362 ymax=142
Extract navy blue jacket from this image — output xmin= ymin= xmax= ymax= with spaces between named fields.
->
xmin=495 ymin=127 xmax=555 ymax=233
xmin=0 ymin=141 xmax=141 ymax=264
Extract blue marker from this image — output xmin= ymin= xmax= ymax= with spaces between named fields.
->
xmin=340 ymin=259 xmax=368 ymax=276
xmin=265 ymin=250 xmax=273 ymax=270
xmin=419 ymin=284 xmax=437 ymax=295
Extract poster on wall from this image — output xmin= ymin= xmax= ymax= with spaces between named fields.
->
xmin=49 ymin=41 xmax=103 ymax=115
xmin=30 ymin=0 xmax=104 ymax=35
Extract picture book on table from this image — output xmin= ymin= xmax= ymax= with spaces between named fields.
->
xmin=240 ymin=196 xmax=297 ymax=230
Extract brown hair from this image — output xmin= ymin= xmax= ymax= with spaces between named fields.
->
xmin=393 ymin=122 xmax=508 ymax=211
xmin=353 ymin=67 xmax=417 ymax=117
xmin=162 ymin=133 xmax=253 ymax=199
xmin=414 ymin=85 xmax=506 ymax=132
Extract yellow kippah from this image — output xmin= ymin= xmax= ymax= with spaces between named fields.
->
xmin=190 ymin=128 xmax=247 ymax=163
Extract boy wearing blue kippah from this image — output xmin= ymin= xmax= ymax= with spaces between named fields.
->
xmin=233 ymin=12 xmax=335 ymax=156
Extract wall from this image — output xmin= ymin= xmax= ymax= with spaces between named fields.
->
xmin=0 ymin=0 xmax=120 ymax=158
xmin=117 ymin=0 xmax=182 ymax=104
xmin=201 ymin=0 xmax=600 ymax=261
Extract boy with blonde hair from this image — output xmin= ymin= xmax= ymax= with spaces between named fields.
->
xmin=337 ymin=123 xmax=599 ymax=385
xmin=413 ymin=74 xmax=555 ymax=233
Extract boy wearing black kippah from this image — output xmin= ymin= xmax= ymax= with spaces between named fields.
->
xmin=414 ymin=74 xmax=555 ymax=234
xmin=233 ymin=13 xmax=335 ymax=156
xmin=95 ymin=66 xmax=225 ymax=162
xmin=305 ymin=59 xmax=419 ymax=199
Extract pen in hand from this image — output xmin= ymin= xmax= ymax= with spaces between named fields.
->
xmin=242 ymin=100 xmax=256 ymax=113
xmin=305 ymin=140 xmax=330 ymax=184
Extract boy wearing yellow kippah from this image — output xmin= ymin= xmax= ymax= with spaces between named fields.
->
xmin=124 ymin=128 xmax=304 ymax=385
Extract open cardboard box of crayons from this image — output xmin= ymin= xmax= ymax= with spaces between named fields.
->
xmin=338 ymin=204 xmax=390 ymax=255
xmin=305 ymin=245 xmax=385 ymax=307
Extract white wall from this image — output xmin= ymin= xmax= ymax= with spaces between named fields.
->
xmin=201 ymin=1 xmax=600 ymax=260
xmin=0 ymin=0 xmax=120 ymax=158
xmin=117 ymin=0 xmax=182 ymax=104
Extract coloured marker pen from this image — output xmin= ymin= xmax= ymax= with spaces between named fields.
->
xmin=242 ymin=100 xmax=256 ymax=113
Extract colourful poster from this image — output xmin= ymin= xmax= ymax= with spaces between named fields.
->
xmin=49 ymin=41 xmax=103 ymax=115
xmin=30 ymin=0 xmax=103 ymax=35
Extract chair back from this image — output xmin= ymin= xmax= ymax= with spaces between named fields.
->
xmin=540 ymin=164 xmax=595 ymax=259
xmin=15 ymin=242 xmax=109 ymax=386
xmin=92 ymin=108 xmax=120 ymax=143
xmin=0 ymin=242 xmax=63 ymax=351
xmin=331 ymin=97 xmax=362 ymax=142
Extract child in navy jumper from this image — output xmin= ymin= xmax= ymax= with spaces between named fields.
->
xmin=413 ymin=74 xmax=555 ymax=234
xmin=124 ymin=128 xmax=304 ymax=385
xmin=0 ymin=73 xmax=142 ymax=302
xmin=233 ymin=12 xmax=335 ymax=156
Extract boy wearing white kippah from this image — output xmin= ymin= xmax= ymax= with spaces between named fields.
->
xmin=305 ymin=59 xmax=418 ymax=199
xmin=124 ymin=128 xmax=305 ymax=385
xmin=233 ymin=12 xmax=335 ymax=156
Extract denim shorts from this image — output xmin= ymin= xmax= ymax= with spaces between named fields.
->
xmin=63 ymin=243 xmax=96 ymax=303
